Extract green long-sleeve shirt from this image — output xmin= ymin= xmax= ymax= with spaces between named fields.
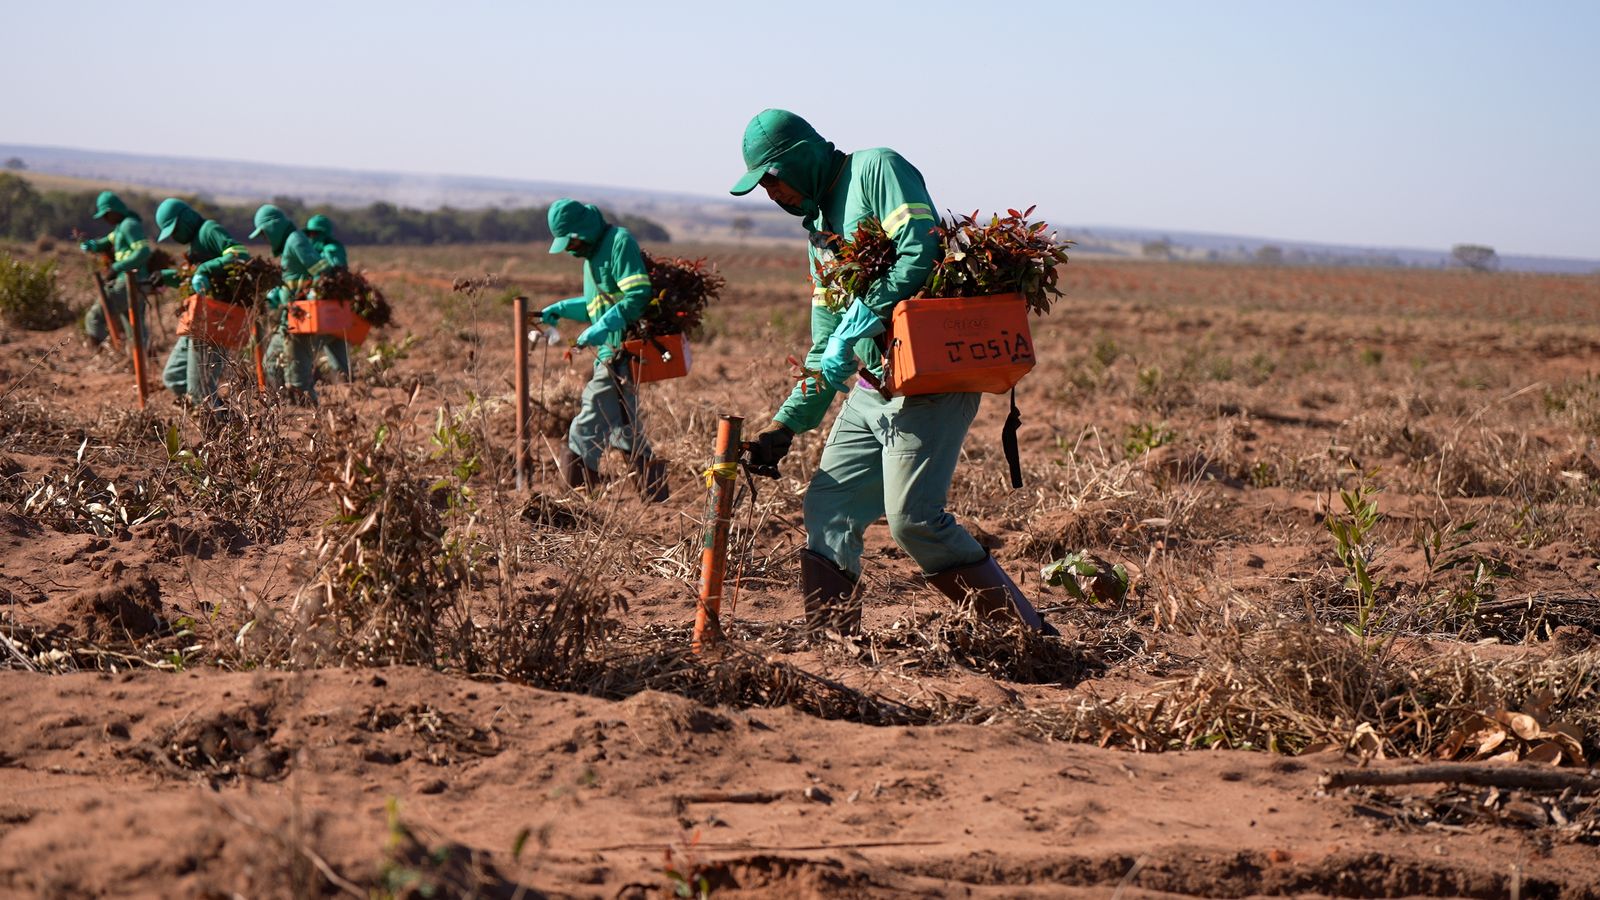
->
xmin=188 ymin=220 xmax=250 ymax=282
xmin=313 ymin=236 xmax=347 ymax=270
xmin=266 ymin=232 xmax=328 ymax=309
xmin=774 ymin=148 xmax=938 ymax=434
xmin=85 ymin=216 xmax=153 ymax=280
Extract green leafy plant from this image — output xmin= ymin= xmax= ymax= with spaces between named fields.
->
xmin=635 ymin=253 xmax=726 ymax=338
xmin=0 ymin=252 xmax=73 ymax=330
xmin=365 ymin=333 xmax=418 ymax=379
xmin=1413 ymin=517 xmax=1506 ymax=633
xmin=206 ymin=256 xmax=281 ymax=307
xmin=1042 ymin=551 xmax=1130 ymax=603
xmin=1124 ymin=422 xmax=1173 ymax=457
xmin=811 ymin=207 xmax=1073 ymax=315
xmin=1327 ymin=471 xmax=1385 ymax=640
xmin=317 ymin=267 xmax=392 ymax=325
xmin=811 ymin=218 xmax=896 ymax=312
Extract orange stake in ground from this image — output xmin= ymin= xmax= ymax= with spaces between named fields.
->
xmin=124 ymin=273 xmax=148 ymax=409
xmin=693 ymin=414 xmax=743 ymax=653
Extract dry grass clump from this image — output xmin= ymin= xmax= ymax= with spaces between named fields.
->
xmin=0 ymin=395 xmax=84 ymax=455
xmin=1023 ymin=624 xmax=1600 ymax=762
xmin=868 ymin=607 xmax=1099 ymax=685
xmin=288 ymin=406 xmax=480 ymax=668
xmin=158 ymin=404 xmax=324 ymax=543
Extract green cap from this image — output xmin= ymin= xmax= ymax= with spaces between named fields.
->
xmin=155 ymin=198 xmax=200 ymax=243
xmin=93 ymin=190 xmax=130 ymax=220
xmin=304 ymin=213 xmax=333 ymax=236
xmin=730 ymin=109 xmax=826 ymax=196
xmin=546 ymin=199 xmax=604 ymax=255
xmin=250 ymin=204 xmax=281 ymax=239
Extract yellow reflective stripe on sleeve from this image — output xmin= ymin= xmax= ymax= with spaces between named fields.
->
xmin=882 ymin=203 xmax=935 ymax=237
xmin=586 ymin=291 xmax=620 ymax=320
xmin=113 ymin=239 xmax=150 ymax=262
xmin=812 ymin=287 xmax=830 ymax=306
xmin=223 ymin=245 xmax=248 ymax=257
xmin=308 ymin=259 xmax=330 ymax=276
xmin=616 ymin=273 xmax=651 ymax=291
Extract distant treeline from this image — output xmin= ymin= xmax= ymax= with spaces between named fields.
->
xmin=0 ymin=173 xmax=670 ymax=247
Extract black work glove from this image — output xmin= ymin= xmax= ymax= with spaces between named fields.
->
xmin=742 ymin=426 xmax=793 ymax=479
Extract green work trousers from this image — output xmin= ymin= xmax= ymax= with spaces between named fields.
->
xmin=318 ymin=335 xmax=352 ymax=380
xmin=567 ymin=356 xmax=647 ymax=469
xmin=802 ymin=386 xmax=986 ymax=577
xmin=84 ymin=280 xmax=150 ymax=351
xmin=263 ymin=322 xmax=319 ymax=401
xmin=161 ymin=336 xmax=227 ymax=408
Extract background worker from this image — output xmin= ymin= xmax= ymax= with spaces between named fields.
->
xmin=730 ymin=109 xmax=1054 ymax=637
xmin=252 ymin=204 xmax=330 ymax=403
xmin=77 ymin=190 xmax=152 ymax=353
xmin=152 ymin=198 xmax=250 ymax=410
xmin=539 ymin=199 xmax=669 ymax=502
xmin=304 ymin=213 xmax=353 ymax=380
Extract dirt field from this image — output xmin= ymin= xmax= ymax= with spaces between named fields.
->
xmin=3 ymin=239 xmax=1600 ymax=898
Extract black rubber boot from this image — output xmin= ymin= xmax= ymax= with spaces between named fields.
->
xmin=632 ymin=454 xmax=670 ymax=503
xmin=800 ymin=549 xmax=862 ymax=638
xmin=927 ymin=554 xmax=1058 ymax=635
xmin=560 ymin=447 xmax=603 ymax=489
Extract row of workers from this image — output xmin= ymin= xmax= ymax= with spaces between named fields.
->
xmin=78 ymin=107 xmax=1052 ymax=636
xmin=541 ymin=108 xmax=1055 ymax=637
xmin=77 ymin=192 xmax=354 ymax=406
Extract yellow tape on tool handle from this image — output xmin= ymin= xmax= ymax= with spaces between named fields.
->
xmin=702 ymin=461 xmax=738 ymax=488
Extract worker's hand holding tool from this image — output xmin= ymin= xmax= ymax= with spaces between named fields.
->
xmin=741 ymin=425 xmax=793 ymax=479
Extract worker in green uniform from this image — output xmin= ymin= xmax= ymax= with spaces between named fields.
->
xmin=304 ymin=213 xmax=353 ymax=380
xmin=152 ymin=198 xmax=250 ymax=410
xmin=77 ymin=191 xmax=152 ymax=353
xmin=730 ymin=109 xmax=1054 ymax=637
xmin=251 ymin=204 xmax=330 ymax=403
xmin=539 ymin=199 xmax=669 ymax=502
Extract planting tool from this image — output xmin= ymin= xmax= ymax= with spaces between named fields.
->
xmin=124 ymin=273 xmax=149 ymax=409
xmin=90 ymin=269 xmax=125 ymax=352
xmin=694 ymin=414 xmax=743 ymax=653
xmin=513 ymin=296 xmax=530 ymax=490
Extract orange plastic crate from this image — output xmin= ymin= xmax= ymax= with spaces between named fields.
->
xmin=884 ymin=293 xmax=1035 ymax=396
xmin=622 ymin=332 xmax=691 ymax=383
xmin=176 ymin=294 xmax=252 ymax=349
xmin=287 ymin=299 xmax=355 ymax=336
xmin=336 ymin=313 xmax=372 ymax=346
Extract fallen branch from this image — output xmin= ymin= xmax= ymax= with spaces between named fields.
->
xmin=674 ymin=790 xmax=785 ymax=805
xmin=588 ymin=839 xmax=944 ymax=853
xmin=1321 ymin=764 xmax=1600 ymax=793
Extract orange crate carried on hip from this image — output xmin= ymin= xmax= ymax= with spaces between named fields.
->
xmin=176 ymin=294 xmax=252 ymax=349
xmin=884 ymin=293 xmax=1035 ymax=396
xmin=621 ymin=332 xmax=691 ymax=383
xmin=336 ymin=314 xmax=372 ymax=346
xmin=287 ymin=299 xmax=355 ymax=336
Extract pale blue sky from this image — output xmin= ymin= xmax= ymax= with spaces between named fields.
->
xmin=4 ymin=0 xmax=1595 ymax=257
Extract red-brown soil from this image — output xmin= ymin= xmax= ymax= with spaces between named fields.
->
xmin=3 ymin=242 xmax=1600 ymax=896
